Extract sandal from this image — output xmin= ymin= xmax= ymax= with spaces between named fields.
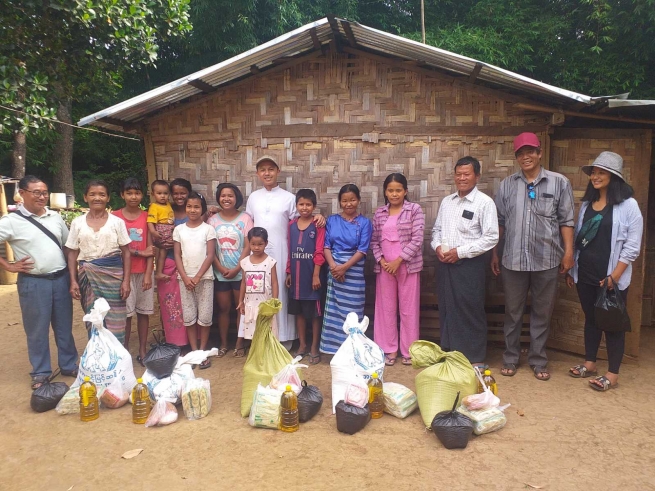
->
xmin=31 ymin=374 xmax=50 ymax=391
xmin=589 ymin=375 xmax=617 ymax=391
xmin=216 ymin=348 xmax=228 ymax=358
xmin=199 ymin=358 xmax=212 ymax=370
xmin=233 ymin=347 xmax=246 ymax=358
xmin=385 ymin=354 xmax=397 ymax=366
xmin=135 ymin=356 xmax=145 ymax=368
xmin=60 ymin=367 xmax=79 ymax=378
xmin=308 ymin=353 xmax=321 ymax=365
xmin=569 ymin=364 xmax=597 ymax=378
xmin=294 ymin=350 xmax=307 ymax=359
xmin=531 ymin=365 xmax=551 ymax=381
xmin=501 ymin=363 xmax=518 ymax=377
xmin=401 ymin=356 xmax=412 ymax=366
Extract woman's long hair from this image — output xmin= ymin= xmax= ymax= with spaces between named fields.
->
xmin=581 ymin=173 xmax=634 ymax=206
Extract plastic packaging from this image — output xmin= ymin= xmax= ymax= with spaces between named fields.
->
xmin=279 ymin=385 xmax=299 ymax=433
xmin=249 ymin=384 xmax=282 ymax=429
xmin=55 ymin=387 xmax=80 ymax=415
xmin=430 ymin=392 xmax=474 ymax=450
xmin=335 ymin=401 xmax=371 ymax=435
xmin=297 ymin=381 xmax=323 ymax=423
xmin=31 ymin=381 xmax=69 ymax=413
xmin=330 ymin=313 xmax=385 ymax=412
xmin=99 ymin=377 xmax=129 ymax=409
xmin=132 ymin=378 xmax=152 ymax=424
xmin=456 ymin=405 xmax=507 ymax=435
xmin=145 ymin=399 xmax=178 ymax=427
xmin=344 ymin=378 xmax=369 ymax=409
xmin=382 ymin=382 xmax=418 ymax=419
xmin=463 ymin=368 xmax=500 ymax=411
xmin=368 ymin=372 xmax=384 ymax=419
xmin=79 ymin=376 xmax=99 ymax=422
xmin=181 ymin=378 xmax=212 ymax=420
xmin=270 ymin=356 xmax=307 ymax=395
xmin=143 ymin=331 xmax=181 ymax=379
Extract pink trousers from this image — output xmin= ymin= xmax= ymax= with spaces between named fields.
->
xmin=373 ymin=265 xmax=420 ymax=358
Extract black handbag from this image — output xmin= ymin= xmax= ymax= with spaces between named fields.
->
xmin=594 ymin=277 xmax=631 ymax=332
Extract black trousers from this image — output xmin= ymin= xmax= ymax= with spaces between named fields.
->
xmin=576 ymin=282 xmax=627 ymax=374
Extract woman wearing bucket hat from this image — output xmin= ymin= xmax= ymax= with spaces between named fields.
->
xmin=566 ymin=151 xmax=643 ymax=391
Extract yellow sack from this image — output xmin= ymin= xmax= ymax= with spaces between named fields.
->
xmin=240 ymin=299 xmax=292 ymax=417
xmin=410 ymin=340 xmax=478 ymax=428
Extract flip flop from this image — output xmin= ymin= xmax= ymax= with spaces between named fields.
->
xmin=216 ymin=348 xmax=228 ymax=358
xmin=293 ymin=351 xmax=307 ymax=359
xmin=531 ymin=365 xmax=551 ymax=381
xmin=233 ymin=347 xmax=246 ymax=358
xmin=401 ymin=357 xmax=412 ymax=366
xmin=31 ymin=374 xmax=51 ymax=391
xmin=385 ymin=355 xmax=397 ymax=366
xmin=501 ymin=363 xmax=518 ymax=377
xmin=136 ymin=356 xmax=145 ymax=368
xmin=199 ymin=358 xmax=212 ymax=370
xmin=308 ymin=353 xmax=321 ymax=365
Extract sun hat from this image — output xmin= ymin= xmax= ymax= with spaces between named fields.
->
xmin=513 ymin=132 xmax=541 ymax=153
xmin=255 ymin=155 xmax=279 ymax=169
xmin=581 ymin=151 xmax=624 ymax=181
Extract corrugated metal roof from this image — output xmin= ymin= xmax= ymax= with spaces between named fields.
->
xmin=79 ymin=17 xmax=654 ymax=131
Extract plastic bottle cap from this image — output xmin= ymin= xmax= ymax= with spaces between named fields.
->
xmin=286 ymin=385 xmax=292 ymax=391
xmin=137 ymin=378 xmax=143 ymax=383
xmin=84 ymin=376 xmax=90 ymax=382
xmin=372 ymin=372 xmax=378 ymax=379
xmin=484 ymin=370 xmax=491 ymax=376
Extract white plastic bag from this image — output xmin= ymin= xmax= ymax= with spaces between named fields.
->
xmin=248 ymin=384 xmax=283 ymax=429
xmin=382 ymin=382 xmax=418 ymax=419
xmin=181 ymin=378 xmax=212 ymax=420
xmin=330 ymin=313 xmax=385 ymax=412
xmin=462 ymin=368 xmax=500 ymax=411
xmin=72 ymin=298 xmax=137 ymax=396
xmin=456 ymin=405 xmax=508 ymax=435
xmin=269 ymin=356 xmax=307 ymax=395
xmin=55 ymin=387 xmax=80 ymax=415
xmin=344 ymin=378 xmax=369 ymax=409
xmin=145 ymin=399 xmax=179 ymax=427
xmin=99 ymin=377 xmax=129 ymax=409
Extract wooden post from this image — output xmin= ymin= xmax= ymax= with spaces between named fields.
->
xmin=0 ymin=182 xmax=17 ymax=285
xmin=421 ymin=0 xmax=426 ymax=44
xmin=143 ymin=131 xmax=157 ymax=193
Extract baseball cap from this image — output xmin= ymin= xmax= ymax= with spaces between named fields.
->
xmin=513 ymin=132 xmax=541 ymax=153
xmin=255 ymin=155 xmax=279 ymax=169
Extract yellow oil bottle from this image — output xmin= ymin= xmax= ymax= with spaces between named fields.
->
xmin=279 ymin=385 xmax=299 ymax=432
xmin=481 ymin=370 xmax=498 ymax=396
xmin=131 ymin=378 xmax=151 ymax=424
xmin=368 ymin=372 xmax=384 ymax=419
xmin=79 ymin=376 xmax=99 ymax=422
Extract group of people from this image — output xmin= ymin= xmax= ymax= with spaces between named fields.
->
xmin=0 ymin=133 xmax=642 ymax=393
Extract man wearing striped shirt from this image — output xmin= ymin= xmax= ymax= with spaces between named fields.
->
xmin=431 ymin=156 xmax=499 ymax=369
xmin=491 ymin=133 xmax=574 ymax=381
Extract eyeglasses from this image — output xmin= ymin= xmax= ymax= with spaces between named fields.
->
xmin=527 ymin=183 xmax=536 ymax=200
xmin=21 ymin=189 xmax=49 ymax=198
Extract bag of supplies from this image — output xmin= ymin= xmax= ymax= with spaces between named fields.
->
xmin=269 ymin=356 xmax=307 ymax=395
xmin=431 ymin=392 xmax=474 ymax=449
xmin=456 ymin=405 xmax=507 ymax=435
xmin=145 ymin=399 xmax=179 ymax=427
xmin=181 ymin=378 xmax=212 ymax=420
xmin=248 ymin=384 xmax=283 ymax=429
xmin=143 ymin=330 xmax=181 ymax=379
xmin=382 ymin=382 xmax=418 ymax=419
xmin=330 ymin=313 xmax=385 ymax=412
xmin=335 ymin=401 xmax=371 ymax=435
xmin=410 ymin=340 xmax=477 ymax=428
xmin=297 ymin=381 xmax=323 ymax=423
xmin=31 ymin=381 xmax=69 ymax=413
xmin=99 ymin=377 xmax=129 ymax=409
xmin=240 ymin=300 xmax=292 ymax=417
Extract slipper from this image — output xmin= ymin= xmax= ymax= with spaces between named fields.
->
xmin=589 ymin=375 xmax=617 ymax=391
xmin=308 ymin=353 xmax=321 ymax=365
xmin=31 ymin=374 xmax=50 ymax=391
xmin=216 ymin=348 xmax=228 ymax=358
xmin=136 ymin=356 xmax=145 ymax=368
xmin=531 ymin=365 xmax=551 ymax=381
xmin=501 ymin=363 xmax=518 ymax=377
xmin=569 ymin=364 xmax=597 ymax=378
xmin=199 ymin=358 xmax=212 ymax=370
xmin=233 ymin=347 xmax=246 ymax=358
xmin=385 ymin=355 xmax=397 ymax=366
xmin=294 ymin=351 xmax=307 ymax=359
xmin=60 ymin=367 xmax=79 ymax=378
xmin=401 ymin=356 xmax=412 ymax=366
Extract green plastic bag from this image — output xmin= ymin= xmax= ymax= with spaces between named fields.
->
xmin=240 ymin=299 xmax=292 ymax=417
xmin=410 ymin=340 xmax=478 ymax=428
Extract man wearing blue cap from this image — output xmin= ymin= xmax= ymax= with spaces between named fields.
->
xmin=491 ymin=133 xmax=574 ymax=381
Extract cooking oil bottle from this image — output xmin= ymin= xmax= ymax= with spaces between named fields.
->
xmin=368 ymin=372 xmax=384 ymax=419
xmin=482 ymin=370 xmax=498 ymax=396
xmin=79 ymin=376 xmax=99 ymax=422
xmin=132 ymin=378 xmax=151 ymax=424
xmin=279 ymin=385 xmax=299 ymax=432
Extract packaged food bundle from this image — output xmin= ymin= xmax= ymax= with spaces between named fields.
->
xmin=462 ymin=368 xmax=500 ymax=411
xmin=335 ymin=401 xmax=371 ymax=435
xmin=55 ymin=387 xmax=80 ymax=415
xmin=456 ymin=405 xmax=508 ymax=435
xmin=31 ymin=381 xmax=69 ymax=413
xmin=297 ymin=381 xmax=323 ymax=423
xmin=248 ymin=384 xmax=283 ymax=429
xmin=143 ymin=331 xmax=181 ymax=379
xmin=241 ymin=300 xmax=292 ymax=417
xmin=99 ymin=377 xmax=129 ymax=409
xmin=343 ymin=378 xmax=369 ymax=409
xmin=269 ymin=356 xmax=307 ymax=395
xmin=430 ymin=392 xmax=474 ymax=450
xmin=181 ymin=378 xmax=212 ymax=420
xmin=330 ymin=313 xmax=385 ymax=412
xmin=382 ymin=382 xmax=418 ymax=419
xmin=145 ymin=399 xmax=179 ymax=427
xmin=410 ymin=340 xmax=477 ymax=428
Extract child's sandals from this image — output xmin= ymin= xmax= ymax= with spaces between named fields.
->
xmin=233 ymin=347 xmax=247 ymax=358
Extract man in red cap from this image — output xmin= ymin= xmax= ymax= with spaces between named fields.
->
xmin=491 ymin=133 xmax=574 ymax=381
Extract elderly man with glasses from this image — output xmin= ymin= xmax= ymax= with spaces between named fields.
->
xmin=0 ymin=175 xmax=78 ymax=390
xmin=491 ymin=133 xmax=574 ymax=381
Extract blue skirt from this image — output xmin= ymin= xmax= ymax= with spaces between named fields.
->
xmin=320 ymin=251 xmax=366 ymax=354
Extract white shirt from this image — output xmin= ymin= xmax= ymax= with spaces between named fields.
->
xmin=172 ymin=222 xmax=217 ymax=280
xmin=431 ymin=186 xmax=499 ymax=259
xmin=0 ymin=205 xmax=68 ymax=274
xmin=66 ymin=213 xmax=131 ymax=261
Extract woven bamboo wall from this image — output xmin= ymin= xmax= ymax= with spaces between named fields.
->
xmin=146 ymin=51 xmax=556 ymax=340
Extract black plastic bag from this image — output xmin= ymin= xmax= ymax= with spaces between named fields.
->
xmin=31 ymin=381 xmax=69 ymax=413
xmin=594 ymin=278 xmax=631 ymax=332
xmin=430 ymin=392 xmax=474 ymax=449
xmin=143 ymin=331 xmax=181 ymax=379
xmin=297 ymin=381 xmax=323 ymax=422
xmin=336 ymin=400 xmax=371 ymax=435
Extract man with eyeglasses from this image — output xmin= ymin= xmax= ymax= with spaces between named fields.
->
xmin=0 ymin=175 xmax=78 ymax=390
xmin=491 ymin=133 xmax=574 ymax=381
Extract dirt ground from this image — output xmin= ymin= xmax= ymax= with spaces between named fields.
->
xmin=1 ymin=284 xmax=654 ymax=491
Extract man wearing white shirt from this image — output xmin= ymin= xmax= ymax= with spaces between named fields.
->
xmin=431 ymin=157 xmax=499 ymax=367
xmin=0 ymin=176 xmax=78 ymax=390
